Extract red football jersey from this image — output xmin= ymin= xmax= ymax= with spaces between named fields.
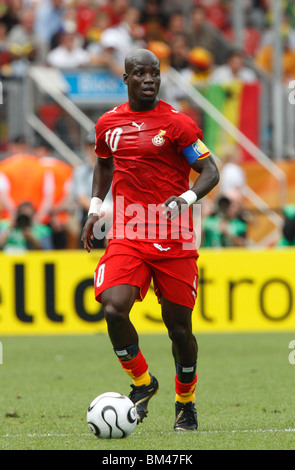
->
xmin=95 ymin=99 xmax=203 ymax=245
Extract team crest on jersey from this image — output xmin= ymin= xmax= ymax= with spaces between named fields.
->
xmin=152 ymin=130 xmax=166 ymax=146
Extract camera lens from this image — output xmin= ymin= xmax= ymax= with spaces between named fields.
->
xmin=16 ymin=214 xmax=31 ymax=229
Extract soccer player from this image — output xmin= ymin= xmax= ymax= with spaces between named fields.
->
xmin=82 ymin=49 xmax=219 ymax=431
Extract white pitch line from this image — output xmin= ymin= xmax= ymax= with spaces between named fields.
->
xmin=198 ymin=428 xmax=295 ymax=435
xmin=1 ymin=429 xmax=295 ymax=438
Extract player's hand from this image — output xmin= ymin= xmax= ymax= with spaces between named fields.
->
xmin=162 ymin=196 xmax=188 ymax=220
xmin=81 ymin=214 xmax=100 ymax=252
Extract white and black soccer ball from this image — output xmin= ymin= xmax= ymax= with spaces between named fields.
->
xmin=87 ymin=392 xmax=137 ymax=439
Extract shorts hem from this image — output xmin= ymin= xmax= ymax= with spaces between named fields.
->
xmin=95 ymin=281 xmax=144 ymax=304
xmin=154 ymin=289 xmax=197 ymax=310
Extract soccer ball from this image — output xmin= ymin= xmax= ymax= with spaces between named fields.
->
xmin=87 ymin=392 xmax=137 ymax=439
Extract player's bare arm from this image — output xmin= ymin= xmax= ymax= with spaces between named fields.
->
xmin=81 ymin=157 xmax=113 ymax=252
xmin=189 ymin=153 xmax=220 ymax=203
xmin=163 ymin=154 xmax=219 ymax=220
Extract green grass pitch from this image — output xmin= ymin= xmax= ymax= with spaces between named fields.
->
xmin=0 ymin=332 xmax=295 ymax=450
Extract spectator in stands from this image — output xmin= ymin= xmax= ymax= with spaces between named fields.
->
xmin=0 ymin=0 xmax=21 ymax=32
xmin=6 ymin=135 xmax=31 ymax=156
xmin=202 ymin=0 xmax=230 ymax=32
xmin=146 ymin=40 xmax=171 ymax=71
xmin=277 ymin=204 xmax=295 ymax=247
xmin=169 ymin=33 xmax=190 ymax=73
xmin=103 ymin=0 xmax=131 ymax=26
xmin=50 ymin=5 xmax=86 ymax=51
xmin=188 ymin=5 xmax=231 ymax=66
xmin=219 ymin=145 xmax=247 ymax=196
xmin=75 ymin=0 xmax=97 ymax=39
xmin=85 ymin=8 xmax=111 ymax=45
xmin=73 ymin=132 xmax=112 ymax=248
xmin=172 ymin=44 xmax=212 ymax=126
xmin=140 ymin=0 xmax=168 ymax=29
xmin=182 ymin=46 xmax=214 ymax=88
xmin=210 ymin=49 xmax=257 ymax=84
xmin=35 ymin=142 xmax=76 ymax=249
xmin=246 ymin=0 xmax=269 ymax=31
xmin=73 ymin=133 xmax=98 ymax=233
xmin=23 ymin=1 xmax=43 ymax=8
xmin=34 ymin=0 xmax=65 ymax=47
xmin=0 ymin=144 xmax=55 ymax=224
xmin=6 ymin=7 xmax=46 ymax=75
xmin=202 ymin=195 xmax=248 ymax=248
xmin=139 ymin=0 xmax=168 ymax=43
xmin=218 ymin=146 xmax=249 ymax=230
xmin=47 ymin=30 xmax=90 ymax=68
xmin=0 ymin=201 xmax=53 ymax=252
xmin=90 ymin=6 xmax=144 ymax=76
xmin=223 ymin=3 xmax=263 ymax=57
xmin=0 ymin=21 xmax=10 ymax=73
xmin=260 ymin=10 xmax=295 ymax=50
xmin=0 ymin=20 xmax=7 ymax=44
xmin=165 ymin=11 xmax=188 ymax=44
xmin=158 ymin=0 xmax=185 ymax=18
xmin=255 ymin=34 xmax=295 ymax=83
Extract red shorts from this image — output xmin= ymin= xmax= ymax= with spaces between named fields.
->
xmin=94 ymin=239 xmax=199 ymax=310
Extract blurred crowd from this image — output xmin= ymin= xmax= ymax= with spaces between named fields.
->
xmin=0 ymin=0 xmax=295 ymax=251
xmin=1 ymin=134 xmax=294 ymax=252
xmin=1 ymin=0 xmax=295 ymax=82
xmin=0 ymin=134 xmax=113 ymax=252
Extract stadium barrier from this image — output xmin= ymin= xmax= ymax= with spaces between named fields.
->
xmin=0 ymin=248 xmax=294 ymax=335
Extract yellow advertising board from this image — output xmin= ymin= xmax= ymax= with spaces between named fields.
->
xmin=0 ymin=248 xmax=294 ymax=335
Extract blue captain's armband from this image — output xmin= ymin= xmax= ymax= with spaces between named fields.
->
xmin=182 ymin=139 xmax=211 ymax=165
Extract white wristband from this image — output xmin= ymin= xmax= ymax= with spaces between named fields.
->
xmin=179 ymin=190 xmax=197 ymax=206
xmin=88 ymin=197 xmax=102 ymax=216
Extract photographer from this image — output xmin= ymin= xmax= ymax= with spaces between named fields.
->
xmin=0 ymin=202 xmax=53 ymax=252
xmin=278 ymin=204 xmax=295 ymax=247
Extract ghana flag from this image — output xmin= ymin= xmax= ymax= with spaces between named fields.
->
xmin=203 ymin=81 xmax=260 ymax=161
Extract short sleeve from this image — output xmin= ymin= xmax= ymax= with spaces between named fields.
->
xmin=95 ymin=117 xmax=112 ymax=159
xmin=173 ymin=113 xmax=203 ymax=154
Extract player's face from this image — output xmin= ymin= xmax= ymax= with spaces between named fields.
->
xmin=124 ymin=58 xmax=161 ymax=109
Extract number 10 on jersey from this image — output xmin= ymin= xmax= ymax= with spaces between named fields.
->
xmin=105 ymin=128 xmax=123 ymax=152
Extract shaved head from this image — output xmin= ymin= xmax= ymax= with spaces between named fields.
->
xmin=123 ymin=48 xmax=161 ymax=111
xmin=125 ymin=48 xmax=160 ymax=74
